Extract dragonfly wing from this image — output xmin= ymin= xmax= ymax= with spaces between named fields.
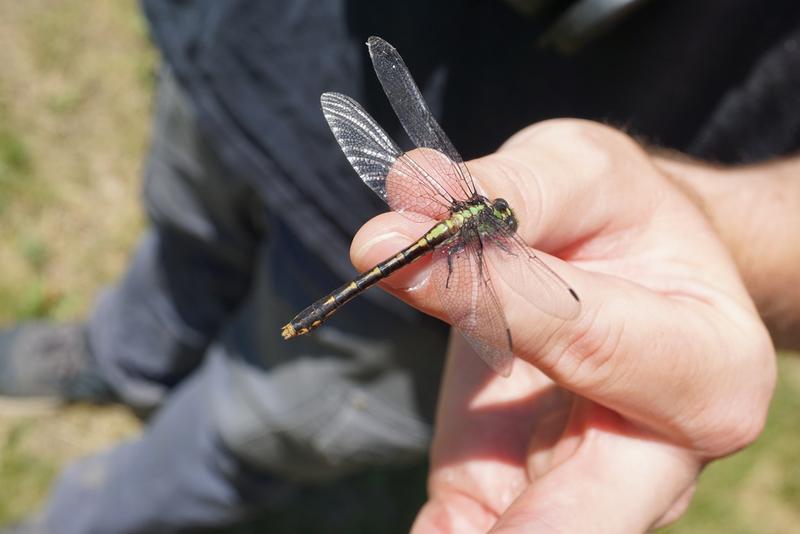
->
xmin=367 ymin=36 xmax=478 ymax=201
xmin=321 ymin=92 xmax=455 ymax=220
xmin=431 ymin=235 xmax=515 ymax=377
xmin=484 ymin=219 xmax=581 ymax=320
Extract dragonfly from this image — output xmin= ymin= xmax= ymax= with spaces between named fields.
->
xmin=281 ymin=36 xmax=580 ymax=376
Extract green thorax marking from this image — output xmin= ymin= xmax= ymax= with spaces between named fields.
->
xmin=426 ymin=198 xmax=516 ymax=242
xmin=428 ymin=203 xmax=485 ymax=239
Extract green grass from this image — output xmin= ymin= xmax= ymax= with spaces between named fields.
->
xmin=0 ymin=421 xmax=58 ymax=524
xmin=0 ymin=114 xmax=39 ymax=216
xmin=0 ymin=127 xmax=33 ymax=189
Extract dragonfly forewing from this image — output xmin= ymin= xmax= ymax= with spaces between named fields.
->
xmin=367 ymin=36 xmax=478 ymax=202
xmin=321 ymin=92 xmax=455 ymax=221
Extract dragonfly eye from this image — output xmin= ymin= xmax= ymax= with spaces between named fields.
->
xmin=507 ymin=213 xmax=518 ymax=232
xmin=492 ymin=198 xmax=517 ymax=231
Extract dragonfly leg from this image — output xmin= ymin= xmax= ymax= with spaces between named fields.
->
xmin=444 ymin=241 xmax=464 ymax=289
xmin=445 ymin=249 xmax=455 ymax=289
xmin=483 ymin=230 xmax=515 ymax=256
xmin=475 ymin=232 xmax=486 ymax=280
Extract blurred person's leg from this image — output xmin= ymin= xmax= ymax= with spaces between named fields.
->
xmin=37 ymin=353 xmax=295 ymax=534
xmin=206 ymin=219 xmax=446 ymax=485
xmin=0 ymin=69 xmax=263 ymax=413
xmin=1 ymin=62 xmax=447 ymax=534
xmin=27 ymin=314 xmax=443 ymax=533
xmin=89 ymin=67 xmax=264 ymax=413
xmin=20 ymin=206 xmax=445 ymax=533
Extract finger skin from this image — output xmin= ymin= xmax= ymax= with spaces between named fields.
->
xmin=351 ymin=119 xmax=774 ymax=457
xmin=412 ymin=336 xmax=701 ymax=534
xmin=487 ymin=425 xmax=698 ymax=534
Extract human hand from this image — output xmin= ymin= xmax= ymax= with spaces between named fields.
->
xmin=350 ymin=120 xmax=775 ymax=532
xmin=654 ymin=153 xmax=800 ymax=350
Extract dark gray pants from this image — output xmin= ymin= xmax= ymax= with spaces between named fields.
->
xmin=40 ymin=71 xmax=445 ymax=534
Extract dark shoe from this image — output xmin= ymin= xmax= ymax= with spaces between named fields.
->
xmin=0 ymin=322 xmax=117 ymax=404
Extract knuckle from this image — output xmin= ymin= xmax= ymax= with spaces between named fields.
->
xmin=505 ymin=119 xmax=647 ymax=186
xmin=729 ymin=340 xmax=775 ymax=447
xmin=691 ymin=323 xmax=775 ymax=456
xmin=512 ymin=118 xmax=634 ymax=153
xmin=549 ymin=304 xmax=624 ymax=388
xmin=699 ymin=405 xmax=768 ymax=457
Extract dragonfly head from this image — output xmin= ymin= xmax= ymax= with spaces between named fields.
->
xmin=491 ymin=198 xmax=517 ymax=232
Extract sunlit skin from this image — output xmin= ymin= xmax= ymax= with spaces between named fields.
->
xmin=351 ymin=119 xmax=775 ymax=533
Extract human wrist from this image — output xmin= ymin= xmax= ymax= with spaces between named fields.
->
xmin=654 ymin=154 xmax=800 ymax=349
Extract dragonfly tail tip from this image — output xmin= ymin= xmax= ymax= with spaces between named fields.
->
xmin=281 ymin=323 xmax=297 ymax=340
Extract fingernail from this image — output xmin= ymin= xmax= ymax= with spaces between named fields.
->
xmin=353 ymin=231 xmax=432 ymax=291
xmin=353 ymin=231 xmax=410 ymax=263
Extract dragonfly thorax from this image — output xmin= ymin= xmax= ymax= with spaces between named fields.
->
xmin=449 ymin=196 xmax=518 ymax=237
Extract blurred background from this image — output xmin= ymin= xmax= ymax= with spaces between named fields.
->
xmin=0 ymin=1 xmax=798 ymax=532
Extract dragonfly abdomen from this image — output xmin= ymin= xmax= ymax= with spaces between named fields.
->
xmin=281 ymin=215 xmax=466 ymax=340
